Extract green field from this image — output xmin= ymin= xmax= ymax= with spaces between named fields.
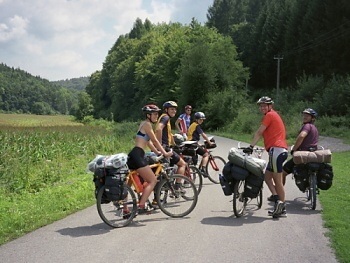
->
xmin=0 ymin=114 xmax=349 ymax=263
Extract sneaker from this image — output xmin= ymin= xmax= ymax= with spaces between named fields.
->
xmin=170 ymin=184 xmax=186 ymax=198
xmin=268 ymin=208 xmax=287 ymax=217
xmin=267 ymin=195 xmax=274 ymax=202
xmin=151 ymin=199 xmax=158 ymax=206
xmin=272 ymin=201 xmax=285 ymax=216
xmin=200 ymin=168 xmax=208 ymax=178
xmin=183 ymin=181 xmax=191 ymax=188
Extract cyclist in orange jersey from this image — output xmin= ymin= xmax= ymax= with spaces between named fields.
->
xmin=247 ymin=96 xmax=288 ymax=217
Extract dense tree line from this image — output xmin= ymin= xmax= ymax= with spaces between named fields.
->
xmin=0 ymin=63 xmax=79 ymax=115
xmin=86 ymin=18 xmax=249 ymax=127
xmin=51 ymin=77 xmax=90 ymax=92
xmin=207 ymin=0 xmax=350 ymax=90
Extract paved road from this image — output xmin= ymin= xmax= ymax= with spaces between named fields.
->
xmin=0 ymin=136 xmax=338 ymax=263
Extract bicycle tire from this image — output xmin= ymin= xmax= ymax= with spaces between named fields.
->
xmin=206 ymin=155 xmax=226 ymax=184
xmin=233 ymin=180 xmax=245 ymax=217
xmin=96 ymin=185 xmax=137 ymax=228
xmin=309 ymin=173 xmax=317 ymax=210
xmin=187 ymin=165 xmax=203 ymax=194
xmin=156 ymin=174 xmax=198 ymax=218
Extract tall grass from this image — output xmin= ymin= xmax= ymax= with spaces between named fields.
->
xmin=0 ymin=115 xmax=136 ymax=244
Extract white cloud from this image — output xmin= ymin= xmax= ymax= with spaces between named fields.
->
xmin=0 ymin=0 xmax=213 ymax=80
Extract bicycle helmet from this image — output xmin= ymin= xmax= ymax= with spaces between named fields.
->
xmin=302 ymin=108 xmax=318 ymax=118
xmin=257 ymin=96 xmax=274 ymax=105
xmin=185 ymin=105 xmax=192 ymax=110
xmin=142 ymin=104 xmax=161 ymax=113
xmin=163 ymin=101 xmax=178 ymax=109
xmin=194 ymin=112 xmax=206 ymax=120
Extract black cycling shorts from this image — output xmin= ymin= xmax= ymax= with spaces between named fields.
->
xmin=164 ymin=146 xmax=181 ymax=166
xmin=196 ymin=146 xmax=207 ymax=156
xmin=127 ymin=146 xmax=148 ymax=170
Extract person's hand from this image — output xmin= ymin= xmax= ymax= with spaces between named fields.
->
xmin=243 ymin=147 xmax=253 ymax=154
xmin=165 ymin=151 xmax=173 ymax=158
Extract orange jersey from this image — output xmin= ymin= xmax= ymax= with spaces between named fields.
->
xmin=261 ymin=110 xmax=287 ymax=151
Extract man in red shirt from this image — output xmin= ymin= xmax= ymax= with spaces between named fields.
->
xmin=248 ymin=96 xmax=288 ymax=217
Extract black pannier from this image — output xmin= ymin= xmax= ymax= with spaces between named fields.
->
xmin=219 ymin=174 xmax=234 ymax=196
xmin=317 ymin=163 xmax=334 ymax=190
xmin=93 ymin=168 xmax=109 ymax=203
xmin=293 ymin=164 xmax=309 ymax=192
xmin=104 ymin=169 xmax=128 ymax=201
xmin=223 ymin=162 xmax=249 ymax=181
xmin=244 ymin=173 xmax=264 ymax=198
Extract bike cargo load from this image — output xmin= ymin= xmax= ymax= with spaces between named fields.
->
xmin=293 ymin=164 xmax=309 ymax=192
xmin=244 ymin=173 xmax=264 ymax=198
xmin=293 ymin=149 xmax=332 ymax=164
xmin=222 ymin=162 xmax=249 ymax=181
xmin=228 ymin=147 xmax=265 ymax=177
xmin=317 ymin=163 xmax=334 ymax=190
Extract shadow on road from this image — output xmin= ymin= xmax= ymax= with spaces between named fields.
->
xmin=56 ymin=223 xmax=112 ymax=237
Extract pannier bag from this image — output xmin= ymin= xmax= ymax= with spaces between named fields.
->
xmin=293 ymin=164 xmax=309 ymax=192
xmin=293 ymin=149 xmax=332 ymax=164
xmin=228 ymin=147 xmax=266 ymax=176
xmin=219 ymin=174 xmax=234 ymax=196
xmin=93 ymin=168 xmax=109 ymax=203
xmin=222 ymin=162 xmax=249 ymax=181
xmin=104 ymin=168 xmax=129 ymax=201
xmin=244 ymin=173 xmax=264 ymax=198
xmin=317 ymin=163 xmax=334 ymax=190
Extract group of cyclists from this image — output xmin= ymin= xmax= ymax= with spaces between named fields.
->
xmin=126 ymin=96 xmax=319 ymax=218
xmin=127 ymin=101 xmax=212 ymax=215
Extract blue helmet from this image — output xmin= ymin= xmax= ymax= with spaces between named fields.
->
xmin=302 ymin=108 xmax=318 ymax=118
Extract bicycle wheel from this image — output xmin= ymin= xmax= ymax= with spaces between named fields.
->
xmin=186 ymin=165 xmax=203 ymax=195
xmin=156 ymin=174 xmax=198 ymax=218
xmin=233 ymin=180 xmax=246 ymax=217
xmin=309 ymin=173 xmax=317 ymax=210
xmin=256 ymin=187 xmax=263 ymax=209
xmin=206 ymin=155 xmax=226 ymax=184
xmin=96 ymin=185 xmax=137 ymax=228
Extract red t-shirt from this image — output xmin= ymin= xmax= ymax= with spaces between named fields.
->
xmin=261 ymin=109 xmax=287 ymax=151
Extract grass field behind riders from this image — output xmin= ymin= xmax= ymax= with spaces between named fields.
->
xmin=0 ymin=114 xmax=349 ymax=262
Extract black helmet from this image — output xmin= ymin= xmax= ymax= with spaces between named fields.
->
xmin=163 ymin=101 xmax=178 ymax=109
xmin=142 ymin=104 xmax=161 ymax=113
xmin=257 ymin=96 xmax=274 ymax=105
xmin=302 ymin=108 xmax=318 ymax=118
xmin=194 ymin=112 xmax=206 ymax=119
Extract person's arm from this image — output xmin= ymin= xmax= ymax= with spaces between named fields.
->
xmin=293 ymin=130 xmax=308 ymax=151
xmin=146 ymin=123 xmax=172 ymax=157
xmin=201 ymin=132 xmax=213 ymax=146
xmin=175 ymin=118 xmax=182 ymax=133
xmin=250 ymin=124 xmax=266 ymax=148
xmin=155 ymin=121 xmax=165 ymax=146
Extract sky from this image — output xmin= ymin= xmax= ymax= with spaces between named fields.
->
xmin=0 ymin=0 xmax=214 ymax=81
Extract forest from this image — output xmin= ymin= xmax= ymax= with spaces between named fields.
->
xmin=1 ymin=0 xmax=350 ymax=130
xmin=85 ymin=0 xmax=350 ymax=130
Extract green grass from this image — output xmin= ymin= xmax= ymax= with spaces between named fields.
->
xmin=319 ymin=151 xmax=350 ymax=263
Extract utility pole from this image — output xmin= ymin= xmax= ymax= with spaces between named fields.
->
xmin=274 ymin=55 xmax=283 ymax=104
